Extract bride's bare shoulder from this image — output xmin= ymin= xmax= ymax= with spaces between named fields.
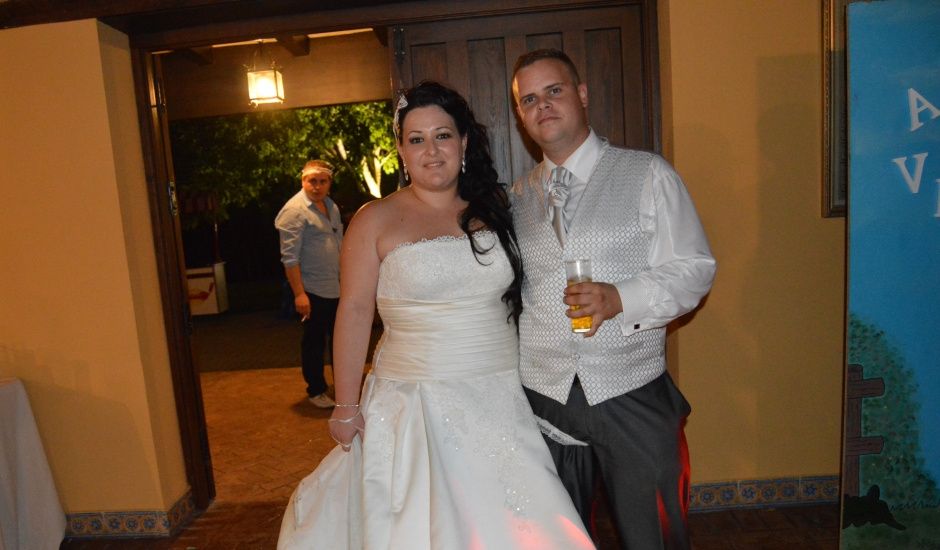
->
xmin=345 ymin=189 xmax=415 ymax=253
xmin=348 ymin=189 xmax=408 ymax=228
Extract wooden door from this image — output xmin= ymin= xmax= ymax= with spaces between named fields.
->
xmin=132 ymin=49 xmax=216 ymax=508
xmin=389 ymin=1 xmax=660 ymax=183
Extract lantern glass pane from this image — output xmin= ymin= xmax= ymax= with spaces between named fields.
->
xmin=247 ymin=69 xmax=284 ymax=105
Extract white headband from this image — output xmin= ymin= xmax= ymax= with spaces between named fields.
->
xmin=301 ymin=166 xmax=333 ymax=177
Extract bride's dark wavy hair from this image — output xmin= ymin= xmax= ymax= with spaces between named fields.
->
xmin=394 ymin=81 xmax=522 ymax=324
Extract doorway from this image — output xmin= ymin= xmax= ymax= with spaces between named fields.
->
xmin=154 ymin=28 xmax=396 ymax=510
xmin=131 ymin=0 xmax=660 ymax=510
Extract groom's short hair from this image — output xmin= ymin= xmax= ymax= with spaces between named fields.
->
xmin=512 ymin=48 xmax=581 ymax=85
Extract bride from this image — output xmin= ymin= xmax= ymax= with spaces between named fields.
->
xmin=278 ymin=81 xmax=595 ymax=550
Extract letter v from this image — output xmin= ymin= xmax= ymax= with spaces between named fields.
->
xmin=892 ymin=153 xmax=928 ymax=193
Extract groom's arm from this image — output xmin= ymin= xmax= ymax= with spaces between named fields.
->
xmin=614 ymin=155 xmax=716 ymax=336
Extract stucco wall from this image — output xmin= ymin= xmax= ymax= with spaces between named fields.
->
xmin=660 ymin=0 xmax=845 ymax=482
xmin=0 ymin=19 xmax=187 ymax=512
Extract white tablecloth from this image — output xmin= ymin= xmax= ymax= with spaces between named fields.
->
xmin=0 ymin=378 xmax=66 ymax=550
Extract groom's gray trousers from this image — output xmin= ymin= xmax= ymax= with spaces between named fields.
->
xmin=524 ymin=372 xmax=691 ymax=550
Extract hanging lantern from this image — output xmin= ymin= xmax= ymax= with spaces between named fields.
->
xmin=246 ymin=40 xmax=284 ymax=106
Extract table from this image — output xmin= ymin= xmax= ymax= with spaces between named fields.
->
xmin=0 ymin=378 xmax=66 ymax=550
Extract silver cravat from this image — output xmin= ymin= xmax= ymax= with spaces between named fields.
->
xmin=547 ymin=166 xmax=572 ymax=245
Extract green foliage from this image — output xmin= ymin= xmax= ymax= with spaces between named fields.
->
xmin=308 ymin=103 xmax=400 ymax=200
xmin=848 ymin=313 xmax=940 ymax=509
xmin=169 ymin=101 xmax=398 ymax=228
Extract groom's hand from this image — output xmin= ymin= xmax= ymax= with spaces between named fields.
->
xmin=563 ymin=281 xmax=623 ymax=337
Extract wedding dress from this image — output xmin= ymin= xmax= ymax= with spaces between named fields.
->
xmin=278 ymin=231 xmax=594 ymax=550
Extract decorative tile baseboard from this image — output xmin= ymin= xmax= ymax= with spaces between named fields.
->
xmin=65 ymin=490 xmax=195 ymax=538
xmin=63 ymin=476 xmax=838 ymax=536
xmin=690 ymin=475 xmax=840 ymax=511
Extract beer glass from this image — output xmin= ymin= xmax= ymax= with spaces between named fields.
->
xmin=564 ymin=259 xmax=592 ymax=333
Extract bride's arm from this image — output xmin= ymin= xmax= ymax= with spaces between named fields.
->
xmin=329 ymin=202 xmax=382 ymax=449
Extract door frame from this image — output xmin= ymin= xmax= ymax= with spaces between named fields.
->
xmin=128 ymin=0 xmax=660 ymax=509
xmin=131 ymin=49 xmax=216 ymax=508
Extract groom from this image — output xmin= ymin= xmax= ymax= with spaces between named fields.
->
xmin=510 ymin=49 xmax=716 ymax=549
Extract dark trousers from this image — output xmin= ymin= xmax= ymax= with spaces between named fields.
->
xmin=525 ymin=373 xmax=692 ymax=550
xmin=301 ymin=292 xmax=339 ymax=397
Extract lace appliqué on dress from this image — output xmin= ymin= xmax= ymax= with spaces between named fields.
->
xmin=424 ymin=372 xmax=534 ymax=526
xmin=363 ymin=379 xmax=400 ymax=464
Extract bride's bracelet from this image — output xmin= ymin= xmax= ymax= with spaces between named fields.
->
xmin=328 ymin=411 xmax=362 ymax=424
xmin=334 ymin=402 xmax=359 ymax=408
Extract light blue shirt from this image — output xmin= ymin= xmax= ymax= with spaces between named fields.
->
xmin=274 ymin=190 xmax=343 ymax=298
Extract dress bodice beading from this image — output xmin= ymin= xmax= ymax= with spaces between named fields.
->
xmin=373 ymin=232 xmax=518 ymax=381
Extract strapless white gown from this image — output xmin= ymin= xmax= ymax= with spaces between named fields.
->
xmin=278 ymin=232 xmax=594 ymax=550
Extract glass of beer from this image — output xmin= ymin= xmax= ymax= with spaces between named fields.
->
xmin=564 ymin=258 xmax=592 ymax=333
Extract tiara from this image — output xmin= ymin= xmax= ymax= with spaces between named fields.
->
xmin=392 ymin=93 xmax=408 ymax=137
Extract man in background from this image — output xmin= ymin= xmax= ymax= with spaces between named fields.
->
xmin=275 ymin=160 xmax=343 ymax=408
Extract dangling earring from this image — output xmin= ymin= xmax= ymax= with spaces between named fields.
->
xmin=403 ymin=163 xmax=409 ymax=182
xmin=461 ymin=157 xmax=466 ymax=174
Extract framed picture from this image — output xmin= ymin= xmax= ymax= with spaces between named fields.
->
xmin=823 ymin=0 xmax=848 ymax=217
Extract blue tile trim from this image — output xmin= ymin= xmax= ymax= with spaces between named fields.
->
xmin=65 ymin=490 xmax=195 ymax=538
xmin=691 ymin=475 xmax=839 ymax=512
xmin=64 ymin=476 xmax=838 ymax=535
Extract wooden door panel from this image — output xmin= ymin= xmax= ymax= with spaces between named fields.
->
xmin=503 ymin=34 xmax=538 ymax=179
xmin=613 ymin=12 xmax=647 ymax=148
xmin=526 ymin=33 xmax=563 ymax=54
xmin=585 ymin=28 xmax=625 ymax=146
xmin=446 ymin=41 xmax=471 ymax=96
xmin=392 ymin=2 xmax=658 ymax=183
xmin=409 ymin=43 xmax=448 ymax=86
xmin=468 ymin=38 xmax=512 ymax=183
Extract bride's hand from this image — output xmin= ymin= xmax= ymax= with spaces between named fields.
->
xmin=328 ymin=407 xmax=364 ymax=452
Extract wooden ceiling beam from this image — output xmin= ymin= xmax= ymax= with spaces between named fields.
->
xmin=274 ymin=34 xmax=310 ymax=57
xmin=372 ymin=26 xmax=388 ymax=47
xmin=174 ymin=46 xmax=215 ymax=65
xmin=0 ymin=0 xmax=239 ymax=29
xmin=124 ymin=0 xmax=627 ymax=50
xmin=1 ymin=0 xmax=632 ymax=50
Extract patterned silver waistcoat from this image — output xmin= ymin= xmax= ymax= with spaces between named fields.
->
xmin=511 ymin=145 xmax=666 ymax=405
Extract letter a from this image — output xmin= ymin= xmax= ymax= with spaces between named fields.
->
xmin=892 ymin=153 xmax=928 ymax=194
xmin=908 ymin=88 xmax=940 ymax=131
